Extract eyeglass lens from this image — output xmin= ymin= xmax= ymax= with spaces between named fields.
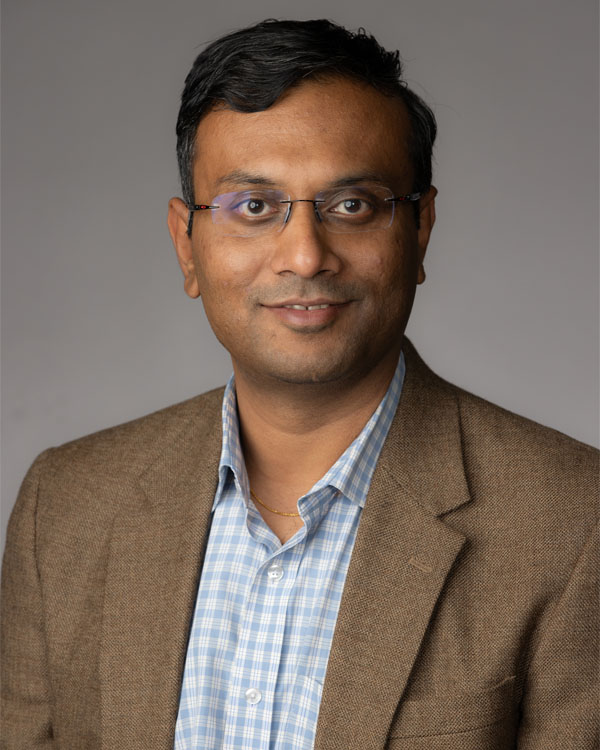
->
xmin=209 ymin=184 xmax=397 ymax=237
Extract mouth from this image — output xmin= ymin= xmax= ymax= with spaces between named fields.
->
xmin=281 ymin=303 xmax=336 ymax=311
xmin=262 ymin=299 xmax=352 ymax=330
xmin=264 ymin=297 xmax=348 ymax=309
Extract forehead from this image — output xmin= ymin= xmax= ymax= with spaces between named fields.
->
xmin=192 ymin=77 xmax=413 ymax=192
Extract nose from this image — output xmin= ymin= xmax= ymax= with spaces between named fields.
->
xmin=269 ymin=200 xmax=342 ymax=278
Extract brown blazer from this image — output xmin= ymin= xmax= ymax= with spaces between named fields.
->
xmin=2 ymin=340 xmax=598 ymax=749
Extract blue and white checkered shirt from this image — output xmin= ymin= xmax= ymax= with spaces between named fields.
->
xmin=174 ymin=353 xmax=405 ymax=750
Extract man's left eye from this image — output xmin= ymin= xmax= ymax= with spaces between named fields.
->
xmin=333 ymin=198 xmax=367 ymax=214
xmin=329 ymin=196 xmax=373 ymax=216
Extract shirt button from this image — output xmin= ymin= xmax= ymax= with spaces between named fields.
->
xmin=266 ymin=562 xmax=284 ymax=582
xmin=245 ymin=687 xmax=262 ymax=705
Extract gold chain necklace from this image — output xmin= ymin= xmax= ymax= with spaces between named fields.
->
xmin=250 ymin=488 xmax=300 ymax=517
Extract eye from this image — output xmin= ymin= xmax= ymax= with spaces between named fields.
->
xmin=331 ymin=197 xmax=370 ymax=215
xmin=327 ymin=191 xmax=377 ymax=219
xmin=230 ymin=194 xmax=280 ymax=220
xmin=240 ymin=198 xmax=268 ymax=216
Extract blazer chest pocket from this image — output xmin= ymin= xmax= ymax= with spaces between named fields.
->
xmin=386 ymin=675 xmax=517 ymax=750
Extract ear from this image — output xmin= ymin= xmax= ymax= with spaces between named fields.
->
xmin=167 ymin=197 xmax=201 ymax=299
xmin=416 ymin=186 xmax=437 ymax=285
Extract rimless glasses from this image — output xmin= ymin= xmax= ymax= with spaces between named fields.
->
xmin=186 ymin=183 xmax=421 ymax=237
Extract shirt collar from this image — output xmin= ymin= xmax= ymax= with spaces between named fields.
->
xmin=310 ymin=353 xmax=405 ymax=507
xmin=214 ymin=379 xmax=248 ymax=508
xmin=214 ymin=352 xmax=405 ymax=511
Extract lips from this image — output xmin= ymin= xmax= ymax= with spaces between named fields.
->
xmin=264 ymin=298 xmax=347 ymax=310
xmin=262 ymin=299 xmax=351 ymax=329
xmin=282 ymin=303 xmax=333 ymax=311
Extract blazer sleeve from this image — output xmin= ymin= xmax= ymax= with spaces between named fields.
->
xmin=1 ymin=451 xmax=55 ymax=748
xmin=516 ymin=520 xmax=599 ymax=749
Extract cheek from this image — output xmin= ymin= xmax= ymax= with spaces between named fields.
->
xmin=193 ymin=237 xmax=261 ymax=295
xmin=191 ymin=238 xmax=268 ymax=344
xmin=356 ymin=237 xmax=420 ymax=295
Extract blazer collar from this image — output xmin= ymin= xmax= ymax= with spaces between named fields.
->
xmin=380 ymin=337 xmax=471 ymax=516
xmin=132 ymin=336 xmax=470 ymax=516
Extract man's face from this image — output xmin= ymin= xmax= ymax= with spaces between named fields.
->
xmin=168 ymin=77 xmax=436 ymax=389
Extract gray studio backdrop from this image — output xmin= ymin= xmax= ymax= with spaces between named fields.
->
xmin=2 ymin=0 xmax=598 ymax=550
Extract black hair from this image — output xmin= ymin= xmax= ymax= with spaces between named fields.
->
xmin=176 ymin=19 xmax=437 ymax=208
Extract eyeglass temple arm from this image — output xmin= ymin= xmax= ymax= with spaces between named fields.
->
xmin=386 ymin=192 xmax=422 ymax=203
xmin=186 ymin=203 xmax=219 ymax=235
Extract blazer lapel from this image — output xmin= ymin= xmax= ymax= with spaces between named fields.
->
xmin=100 ymin=390 xmax=223 ymax=750
xmin=315 ymin=340 xmax=471 ymax=750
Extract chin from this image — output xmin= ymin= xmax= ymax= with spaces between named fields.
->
xmin=254 ymin=349 xmax=372 ymax=386
xmin=268 ymin=369 xmax=346 ymax=386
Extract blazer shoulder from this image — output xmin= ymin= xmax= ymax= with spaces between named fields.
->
xmin=452 ymin=382 xmax=598 ymax=466
xmin=47 ymin=386 xmax=224 ymax=463
xmin=403 ymin=338 xmax=597 ymax=471
xmin=21 ymin=387 xmax=225 ymax=522
xmin=444 ymin=381 xmax=598 ymax=532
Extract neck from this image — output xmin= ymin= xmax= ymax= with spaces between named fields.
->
xmin=234 ymin=347 xmax=400 ymax=502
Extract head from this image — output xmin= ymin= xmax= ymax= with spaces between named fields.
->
xmin=176 ymin=19 xmax=436 ymax=215
xmin=168 ymin=20 xmax=438 ymax=392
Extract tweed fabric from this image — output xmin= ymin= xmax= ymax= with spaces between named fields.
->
xmin=1 ymin=339 xmax=598 ymax=749
xmin=174 ymin=355 xmax=404 ymax=749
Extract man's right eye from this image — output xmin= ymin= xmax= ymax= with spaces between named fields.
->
xmin=231 ymin=196 xmax=278 ymax=219
xmin=245 ymin=199 xmax=267 ymax=215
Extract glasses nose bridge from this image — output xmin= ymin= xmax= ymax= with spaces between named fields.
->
xmin=281 ymin=197 xmax=324 ymax=228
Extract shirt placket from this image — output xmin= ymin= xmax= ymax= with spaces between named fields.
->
xmin=223 ymin=537 xmax=305 ymax=749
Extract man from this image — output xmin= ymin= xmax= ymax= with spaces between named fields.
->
xmin=1 ymin=18 xmax=597 ymax=750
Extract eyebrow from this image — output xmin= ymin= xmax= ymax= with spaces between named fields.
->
xmin=326 ymin=172 xmax=391 ymax=188
xmin=215 ymin=170 xmax=279 ymax=189
xmin=213 ymin=170 xmax=395 ymax=191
